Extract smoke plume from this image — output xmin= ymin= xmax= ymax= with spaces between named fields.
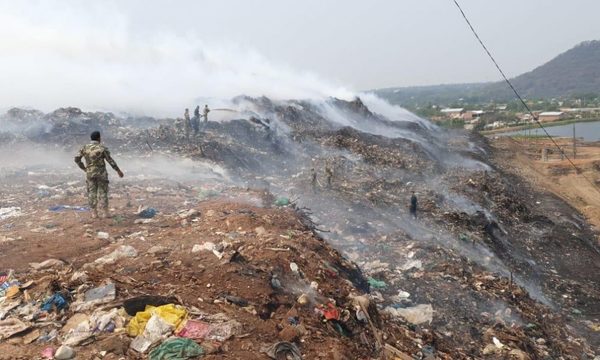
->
xmin=0 ymin=1 xmax=353 ymax=116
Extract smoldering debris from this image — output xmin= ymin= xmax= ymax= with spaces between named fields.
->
xmin=1 ymin=96 xmax=600 ymax=358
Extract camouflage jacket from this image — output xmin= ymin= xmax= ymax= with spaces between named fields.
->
xmin=74 ymin=141 xmax=120 ymax=180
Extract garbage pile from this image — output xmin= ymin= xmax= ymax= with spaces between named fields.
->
xmin=0 ymin=181 xmax=454 ymax=359
xmin=1 ymin=95 xmax=599 ymax=358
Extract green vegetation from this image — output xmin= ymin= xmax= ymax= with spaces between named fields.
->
xmin=509 ymin=134 xmax=552 ymax=140
xmin=373 ymin=40 xmax=600 ymax=110
xmin=439 ymin=119 xmax=465 ymax=129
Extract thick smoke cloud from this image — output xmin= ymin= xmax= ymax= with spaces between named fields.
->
xmin=0 ymin=1 xmax=353 ymax=116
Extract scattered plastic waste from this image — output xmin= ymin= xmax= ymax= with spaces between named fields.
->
xmin=0 ymin=318 xmax=29 ymax=340
xmin=138 ymin=207 xmax=157 ymax=219
xmin=0 ymin=299 xmax=21 ymax=320
xmin=0 ymin=207 xmax=22 ymax=220
xmin=147 ymin=245 xmax=169 ymax=255
xmin=54 ymin=345 xmax=75 ymax=359
xmin=368 ymin=277 xmax=387 ymax=289
xmin=198 ymin=189 xmax=220 ymax=200
xmin=84 ymin=283 xmax=116 ymax=304
xmin=40 ymin=293 xmax=68 ymax=312
xmin=263 ymin=341 xmax=302 ymax=360
xmin=270 ymin=274 xmax=283 ymax=291
xmin=297 ymin=294 xmax=309 ymax=305
xmin=191 ymin=241 xmax=225 ymax=259
xmin=127 ymin=304 xmax=187 ymax=337
xmin=149 ymin=337 xmax=204 ymax=360
xmin=176 ymin=319 xmax=211 ymax=340
xmin=205 ymin=320 xmax=242 ymax=341
xmin=130 ymin=314 xmax=173 ymax=353
xmin=37 ymin=189 xmax=51 ymax=198
xmin=37 ymin=329 xmax=59 ymax=343
xmin=384 ymin=304 xmax=434 ymax=325
xmin=315 ymin=303 xmax=341 ymax=321
xmin=94 ymin=245 xmax=138 ymax=265
xmin=48 ymin=205 xmax=88 ymax=212
xmin=222 ymin=294 xmax=249 ymax=307
xmin=41 ymin=347 xmax=54 ymax=359
xmin=123 ymin=296 xmax=177 ymax=316
xmin=30 ymin=259 xmax=65 ymax=270
xmin=274 ymin=197 xmax=290 ymax=207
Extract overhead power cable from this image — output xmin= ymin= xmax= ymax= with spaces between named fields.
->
xmin=451 ymin=0 xmax=600 ymax=195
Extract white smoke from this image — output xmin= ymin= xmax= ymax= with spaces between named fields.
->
xmin=0 ymin=1 xmax=354 ymax=116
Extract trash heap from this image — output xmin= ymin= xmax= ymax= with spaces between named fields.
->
xmin=1 ymin=96 xmax=599 ymax=358
xmin=1 ymin=183 xmax=457 ymax=359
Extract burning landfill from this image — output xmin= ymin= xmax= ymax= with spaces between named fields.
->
xmin=0 ymin=96 xmax=599 ymax=359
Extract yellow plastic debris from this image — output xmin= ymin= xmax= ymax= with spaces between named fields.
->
xmin=126 ymin=304 xmax=187 ymax=337
xmin=5 ymin=286 xmax=20 ymax=299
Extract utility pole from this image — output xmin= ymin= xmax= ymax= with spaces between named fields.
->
xmin=573 ymin=123 xmax=577 ymax=159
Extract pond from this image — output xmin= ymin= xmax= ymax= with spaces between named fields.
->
xmin=502 ymin=121 xmax=600 ymax=142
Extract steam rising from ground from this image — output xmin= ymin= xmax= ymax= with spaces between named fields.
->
xmin=0 ymin=2 xmax=353 ymax=116
xmin=0 ymin=144 xmax=229 ymax=184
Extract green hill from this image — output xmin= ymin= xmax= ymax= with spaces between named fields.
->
xmin=375 ymin=40 xmax=600 ymax=107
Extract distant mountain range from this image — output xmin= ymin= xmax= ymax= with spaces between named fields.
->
xmin=374 ymin=40 xmax=600 ymax=107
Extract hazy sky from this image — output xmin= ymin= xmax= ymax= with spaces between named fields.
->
xmin=1 ymin=0 xmax=599 ymax=113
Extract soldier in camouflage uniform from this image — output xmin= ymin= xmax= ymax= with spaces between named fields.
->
xmin=74 ymin=131 xmax=124 ymax=218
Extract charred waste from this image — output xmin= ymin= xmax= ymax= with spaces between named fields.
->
xmin=0 ymin=96 xmax=599 ymax=359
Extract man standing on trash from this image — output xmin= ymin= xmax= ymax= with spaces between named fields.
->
xmin=325 ymin=163 xmax=333 ymax=189
xmin=203 ymin=104 xmax=210 ymax=122
xmin=310 ymin=168 xmax=318 ymax=193
xmin=74 ymin=131 xmax=124 ymax=219
xmin=192 ymin=105 xmax=201 ymax=134
xmin=184 ymin=108 xmax=192 ymax=138
xmin=409 ymin=191 xmax=418 ymax=219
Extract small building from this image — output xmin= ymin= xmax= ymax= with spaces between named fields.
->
xmin=460 ymin=110 xmax=484 ymax=121
xmin=538 ymin=111 xmax=565 ymax=122
xmin=560 ymin=107 xmax=600 ymax=114
xmin=517 ymin=113 xmax=533 ymax=122
xmin=483 ymin=121 xmax=506 ymax=130
xmin=440 ymin=108 xmax=464 ymax=119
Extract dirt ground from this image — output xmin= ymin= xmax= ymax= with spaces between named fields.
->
xmin=2 ymin=101 xmax=600 ymax=359
xmin=491 ymin=136 xmax=600 ymax=237
xmin=0 ymin=174 xmax=425 ymax=360
xmin=1 ymin=165 xmax=599 ymax=359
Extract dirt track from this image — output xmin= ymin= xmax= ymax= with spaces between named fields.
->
xmin=491 ymin=136 xmax=600 ymax=237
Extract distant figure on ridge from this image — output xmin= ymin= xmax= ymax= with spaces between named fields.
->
xmin=325 ymin=163 xmax=333 ymax=189
xmin=203 ymin=104 xmax=210 ymax=122
xmin=409 ymin=191 xmax=418 ymax=219
xmin=74 ymin=131 xmax=124 ymax=219
xmin=192 ymin=105 xmax=201 ymax=134
xmin=311 ymin=168 xmax=318 ymax=192
xmin=184 ymin=108 xmax=191 ymax=138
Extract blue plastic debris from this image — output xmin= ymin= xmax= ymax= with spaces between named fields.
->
xmin=48 ymin=205 xmax=89 ymax=212
xmin=138 ymin=208 xmax=157 ymax=219
xmin=41 ymin=293 xmax=68 ymax=312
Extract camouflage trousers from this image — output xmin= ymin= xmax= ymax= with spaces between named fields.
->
xmin=87 ymin=178 xmax=109 ymax=211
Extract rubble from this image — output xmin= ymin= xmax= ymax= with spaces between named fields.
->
xmin=93 ymin=245 xmax=138 ymax=265
xmin=0 ymin=97 xmax=599 ymax=358
xmin=0 ymin=207 xmax=21 ymax=220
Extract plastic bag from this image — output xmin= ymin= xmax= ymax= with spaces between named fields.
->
xmin=126 ymin=304 xmax=187 ymax=337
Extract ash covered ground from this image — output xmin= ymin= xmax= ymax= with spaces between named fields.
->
xmin=0 ymin=96 xmax=599 ymax=359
